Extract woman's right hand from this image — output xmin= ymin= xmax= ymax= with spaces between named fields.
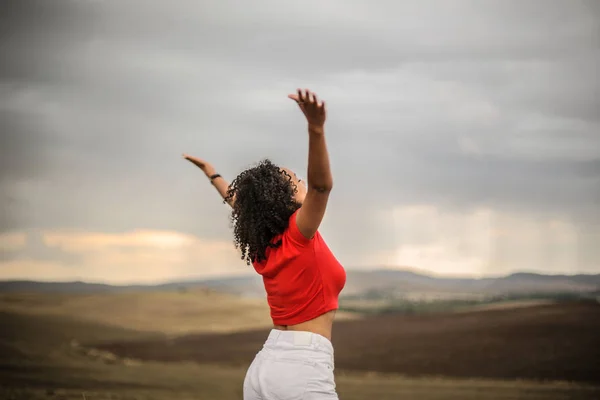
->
xmin=182 ymin=153 xmax=216 ymax=177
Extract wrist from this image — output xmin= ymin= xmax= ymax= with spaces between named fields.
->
xmin=208 ymin=173 xmax=221 ymax=184
xmin=308 ymin=124 xmax=325 ymax=135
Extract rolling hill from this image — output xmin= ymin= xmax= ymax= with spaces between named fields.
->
xmin=2 ymin=269 xmax=598 ymax=299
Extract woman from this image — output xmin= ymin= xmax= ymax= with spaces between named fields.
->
xmin=183 ymin=89 xmax=346 ymax=399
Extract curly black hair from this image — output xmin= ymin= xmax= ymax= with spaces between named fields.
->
xmin=225 ymin=159 xmax=301 ymax=265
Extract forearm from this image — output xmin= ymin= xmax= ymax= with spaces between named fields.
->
xmin=211 ymin=177 xmax=234 ymax=207
xmin=306 ymin=124 xmax=333 ymax=191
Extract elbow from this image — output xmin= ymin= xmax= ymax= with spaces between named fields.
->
xmin=310 ymin=181 xmax=333 ymax=193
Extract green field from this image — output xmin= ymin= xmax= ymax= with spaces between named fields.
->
xmin=1 ymin=290 xmax=598 ymax=400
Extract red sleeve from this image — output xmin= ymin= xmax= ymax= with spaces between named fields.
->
xmin=284 ymin=209 xmax=312 ymax=246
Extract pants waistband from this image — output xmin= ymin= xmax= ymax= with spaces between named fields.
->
xmin=264 ymin=329 xmax=334 ymax=357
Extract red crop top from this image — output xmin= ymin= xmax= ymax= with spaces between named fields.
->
xmin=252 ymin=209 xmax=346 ymax=326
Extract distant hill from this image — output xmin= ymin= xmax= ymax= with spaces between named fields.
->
xmin=343 ymin=270 xmax=600 ymax=298
xmin=1 ymin=269 xmax=599 ymax=298
xmin=0 ymin=280 xmax=125 ymax=293
xmin=0 ymin=277 xmax=265 ymax=296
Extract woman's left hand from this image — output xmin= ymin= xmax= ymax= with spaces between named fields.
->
xmin=288 ymin=89 xmax=326 ymax=128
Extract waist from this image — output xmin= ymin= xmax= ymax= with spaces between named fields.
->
xmin=274 ymin=309 xmax=336 ymax=340
xmin=261 ymin=329 xmax=334 ymax=367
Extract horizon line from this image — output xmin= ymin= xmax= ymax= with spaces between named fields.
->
xmin=1 ymin=266 xmax=598 ymax=287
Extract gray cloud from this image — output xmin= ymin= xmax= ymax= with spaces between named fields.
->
xmin=1 ymin=0 xmax=599 ymax=273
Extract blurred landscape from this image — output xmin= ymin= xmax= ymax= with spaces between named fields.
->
xmin=3 ymin=0 xmax=599 ymax=399
xmin=2 ymin=268 xmax=599 ymax=400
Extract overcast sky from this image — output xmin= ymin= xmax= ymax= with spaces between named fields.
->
xmin=1 ymin=0 xmax=599 ymax=283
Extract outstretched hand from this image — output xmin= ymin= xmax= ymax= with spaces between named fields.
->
xmin=182 ymin=154 xmax=216 ymax=177
xmin=288 ymin=89 xmax=326 ymax=128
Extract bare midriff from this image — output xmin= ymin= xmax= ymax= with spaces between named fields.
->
xmin=273 ymin=309 xmax=336 ymax=341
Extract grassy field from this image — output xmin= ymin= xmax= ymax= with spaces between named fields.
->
xmin=0 ymin=290 xmax=272 ymax=335
xmin=96 ymin=301 xmax=600 ymax=382
xmin=0 ymin=290 xmax=358 ymax=335
xmin=1 ymin=291 xmax=599 ymax=400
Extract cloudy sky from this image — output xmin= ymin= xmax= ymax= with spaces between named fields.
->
xmin=1 ymin=0 xmax=599 ymax=284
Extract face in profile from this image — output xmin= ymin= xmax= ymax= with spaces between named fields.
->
xmin=281 ymin=167 xmax=307 ymax=204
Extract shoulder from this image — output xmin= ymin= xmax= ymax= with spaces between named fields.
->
xmin=283 ymin=209 xmax=314 ymax=247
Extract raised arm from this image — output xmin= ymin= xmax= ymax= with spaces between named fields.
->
xmin=182 ymin=154 xmax=235 ymax=207
xmin=288 ymin=89 xmax=332 ymax=239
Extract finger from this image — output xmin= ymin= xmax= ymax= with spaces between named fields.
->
xmin=305 ymin=89 xmax=313 ymax=104
xmin=297 ymin=88 xmax=304 ymax=103
xmin=288 ymin=94 xmax=300 ymax=102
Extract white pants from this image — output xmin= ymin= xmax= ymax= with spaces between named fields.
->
xmin=243 ymin=329 xmax=339 ymax=400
